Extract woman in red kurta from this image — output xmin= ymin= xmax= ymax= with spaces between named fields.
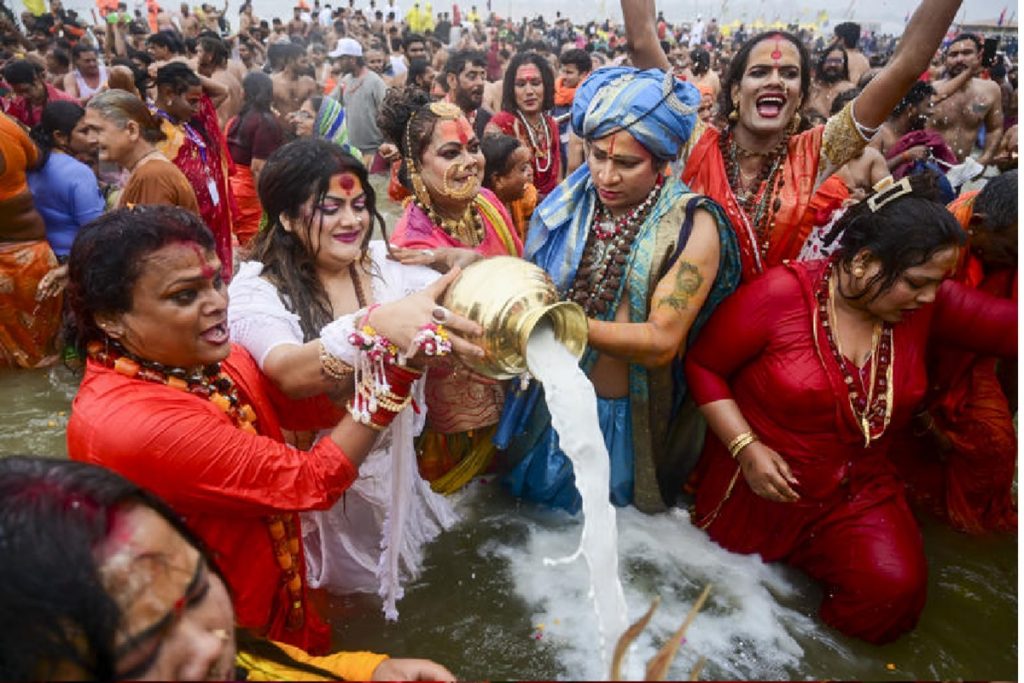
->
xmin=63 ymin=205 xmax=482 ymax=654
xmin=684 ymin=180 xmax=1017 ymax=644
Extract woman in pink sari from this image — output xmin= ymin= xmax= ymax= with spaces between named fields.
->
xmin=378 ymin=87 xmax=523 ymax=493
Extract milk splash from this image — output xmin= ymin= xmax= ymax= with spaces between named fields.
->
xmin=524 ymin=321 xmax=629 ymax=672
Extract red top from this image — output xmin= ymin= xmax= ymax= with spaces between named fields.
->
xmin=489 ymin=110 xmax=561 ymax=197
xmin=67 ymin=344 xmax=354 ymax=654
xmin=684 ymin=260 xmax=1017 ymax=556
xmin=6 ymin=84 xmax=78 ymax=128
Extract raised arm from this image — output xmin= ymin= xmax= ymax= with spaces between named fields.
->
xmin=620 ymin=0 xmax=670 ymax=72
xmin=586 ymin=208 xmax=719 ymax=367
xmin=854 ymin=0 xmax=963 ymax=130
xmin=977 ymin=84 xmax=1004 ymax=165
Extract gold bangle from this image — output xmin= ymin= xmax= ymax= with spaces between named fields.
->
xmin=319 ymin=340 xmax=354 ymax=382
xmin=727 ymin=431 xmax=758 ymax=459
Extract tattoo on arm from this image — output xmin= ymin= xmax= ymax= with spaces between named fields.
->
xmin=657 ymin=260 xmax=704 ymax=312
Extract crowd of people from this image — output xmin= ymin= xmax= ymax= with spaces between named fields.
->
xmin=0 ymin=0 xmax=1017 ymax=677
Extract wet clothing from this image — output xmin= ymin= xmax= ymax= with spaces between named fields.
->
xmin=685 ymin=260 xmax=1017 ymax=643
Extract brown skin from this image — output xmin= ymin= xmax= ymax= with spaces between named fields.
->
xmin=929 ymin=39 xmax=1004 ymax=164
xmin=196 ymin=46 xmax=242 ymax=129
xmin=805 ymin=49 xmax=854 ymax=118
xmin=836 ymin=146 xmax=890 ymax=199
xmin=271 ymin=56 xmax=317 ymax=118
xmin=63 ymin=48 xmax=106 ymax=101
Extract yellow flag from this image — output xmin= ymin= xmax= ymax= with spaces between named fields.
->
xmin=25 ymin=0 xmax=47 ymax=15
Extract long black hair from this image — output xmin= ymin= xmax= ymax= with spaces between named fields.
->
xmin=63 ymin=206 xmax=215 ymax=356
xmin=501 ymin=51 xmax=555 ymax=114
xmin=718 ymin=31 xmax=811 ymax=124
xmin=29 ymin=100 xmax=86 ymax=167
xmin=253 ymin=138 xmax=387 ymax=341
xmin=825 ymin=174 xmax=966 ymax=301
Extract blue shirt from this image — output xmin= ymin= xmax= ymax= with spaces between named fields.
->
xmin=27 ymin=152 xmax=105 ymax=257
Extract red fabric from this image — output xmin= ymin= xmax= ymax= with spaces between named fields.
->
xmin=684 ymin=260 xmax=1017 ymax=643
xmin=489 ymin=111 xmax=561 ymax=197
xmin=6 ymin=84 xmax=78 ymax=128
xmin=67 ymin=344 xmax=356 ymax=654
xmin=888 ymin=193 xmax=1018 ymax=534
xmin=683 ymin=125 xmax=824 ymax=283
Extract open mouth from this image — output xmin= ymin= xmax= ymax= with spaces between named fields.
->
xmin=755 ymin=93 xmax=787 ymax=119
xmin=201 ymin=320 xmax=229 ymax=345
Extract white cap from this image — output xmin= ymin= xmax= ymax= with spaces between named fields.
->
xmin=329 ymin=37 xmax=363 ymax=58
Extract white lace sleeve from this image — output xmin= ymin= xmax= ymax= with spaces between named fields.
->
xmin=227 ymin=261 xmax=306 ymax=369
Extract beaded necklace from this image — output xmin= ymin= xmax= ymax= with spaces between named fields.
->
xmin=566 ymin=177 xmax=665 ymax=316
xmin=412 ymin=197 xmax=485 ymax=246
xmin=720 ymin=127 xmax=789 ymax=261
xmin=86 ymin=339 xmax=309 ymax=631
xmin=516 ymin=110 xmax=552 ymax=174
xmin=814 ymin=261 xmax=895 ymax=446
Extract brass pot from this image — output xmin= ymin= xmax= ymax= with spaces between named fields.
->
xmin=442 ymin=256 xmax=588 ymax=379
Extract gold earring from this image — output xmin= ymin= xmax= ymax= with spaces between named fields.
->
xmin=853 ymin=265 xmax=865 ymax=278
xmin=728 ymin=101 xmax=739 ymax=122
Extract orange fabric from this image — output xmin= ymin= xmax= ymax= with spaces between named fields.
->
xmin=683 ymin=125 xmax=825 ymax=282
xmin=553 ymin=76 xmax=577 ymax=107
xmin=229 ymin=163 xmax=262 ymax=246
xmin=117 ymin=158 xmax=200 ymax=213
xmin=0 ymin=240 xmax=60 ymax=368
xmin=506 ymin=182 xmax=538 ymax=239
xmin=0 ymin=114 xmax=37 ymax=201
xmin=68 ymin=344 xmax=356 ymax=653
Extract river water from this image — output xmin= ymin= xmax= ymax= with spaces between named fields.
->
xmin=1 ymin=177 xmax=1017 ymax=679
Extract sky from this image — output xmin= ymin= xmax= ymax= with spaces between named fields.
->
xmin=6 ymin=0 xmax=1016 ymax=37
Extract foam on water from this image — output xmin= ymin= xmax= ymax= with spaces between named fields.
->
xmin=515 ymin=321 xmax=852 ymax=680
xmin=524 ymin=321 xmax=629 ymax=672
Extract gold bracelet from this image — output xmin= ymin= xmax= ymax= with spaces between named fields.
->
xmin=727 ymin=431 xmax=758 ymax=460
xmin=319 ymin=341 xmax=354 ymax=382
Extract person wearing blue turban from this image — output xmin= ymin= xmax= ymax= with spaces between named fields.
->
xmin=495 ymin=66 xmax=743 ymax=514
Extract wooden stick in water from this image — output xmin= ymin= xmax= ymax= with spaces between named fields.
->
xmin=645 ymin=585 xmax=712 ymax=681
xmin=609 ymin=596 xmax=661 ymax=681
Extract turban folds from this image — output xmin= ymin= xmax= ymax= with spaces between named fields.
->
xmin=571 ymin=66 xmax=701 ymax=161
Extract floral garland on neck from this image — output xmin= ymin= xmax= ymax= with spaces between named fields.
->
xmin=86 ymin=339 xmax=308 ymax=631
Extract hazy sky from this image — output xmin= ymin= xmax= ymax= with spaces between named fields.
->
xmin=8 ymin=0 xmax=1016 ymax=36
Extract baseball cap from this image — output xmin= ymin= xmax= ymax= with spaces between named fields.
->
xmin=329 ymin=37 xmax=363 ymax=57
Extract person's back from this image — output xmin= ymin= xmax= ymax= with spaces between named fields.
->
xmin=338 ymin=68 xmax=387 ymax=159
xmin=27 ymin=152 xmax=105 ymax=258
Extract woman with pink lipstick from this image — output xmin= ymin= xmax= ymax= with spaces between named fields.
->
xmin=377 ymin=89 xmax=523 ymax=496
xmin=485 ymin=52 xmax=561 ymax=198
xmin=622 ymin=0 xmax=966 ymax=283
xmin=66 ymin=203 xmax=482 ymax=652
xmin=228 ymin=138 xmax=463 ymax=619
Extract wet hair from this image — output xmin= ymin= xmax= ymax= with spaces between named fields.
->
xmin=70 ymin=42 xmax=97 ymax=61
xmin=948 ymin=32 xmax=982 ymax=53
xmin=407 ymin=57 xmax=431 ymax=88
xmin=559 ymin=48 xmax=592 ymax=74
xmin=198 ymin=34 xmax=229 ymax=67
xmin=0 ymin=456 xmax=213 ymax=680
xmin=973 ymin=170 xmax=1017 ymax=232
xmin=2 ymin=59 xmax=43 ymax=85
xmin=718 ymin=31 xmax=811 ymax=125
xmin=824 ymin=174 xmax=966 ymax=301
xmin=239 ymin=70 xmax=275 ymax=115
xmin=145 ymin=29 xmax=184 ymax=55
xmin=482 ymin=133 xmax=523 ymax=188
xmin=86 ymin=89 xmax=166 ymax=144
xmin=29 ymin=100 xmax=86 ymax=167
xmin=829 ymin=87 xmax=859 ymax=116
xmin=267 ymin=41 xmax=304 ymax=68
xmin=376 ymin=85 xmax=434 ymax=162
xmin=816 ymin=45 xmax=848 ymax=81
xmin=444 ymin=48 xmax=485 ymax=78
xmin=690 ymin=47 xmax=711 ymax=75
xmin=155 ymin=61 xmax=201 ymax=95
xmin=501 ymin=51 xmax=555 ymax=113
xmin=64 ymin=206 xmax=214 ymax=354
xmin=253 ymin=138 xmax=387 ymax=340
xmin=834 ymin=22 xmax=860 ymax=50
xmin=891 ymin=80 xmax=934 ymax=118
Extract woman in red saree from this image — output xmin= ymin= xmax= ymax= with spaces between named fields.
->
xmin=684 ymin=178 xmax=1017 ymax=644
xmin=64 ymin=205 xmax=481 ymax=654
xmin=484 ymin=53 xmax=561 ymax=199
xmin=889 ymin=172 xmax=1018 ymax=534
xmin=378 ymin=89 xmax=523 ymax=493
xmin=622 ymin=0 xmax=963 ymax=282
xmin=154 ymin=63 xmax=236 ymax=280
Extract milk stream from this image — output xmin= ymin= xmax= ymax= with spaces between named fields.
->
xmin=525 ymin=321 xmax=630 ymax=674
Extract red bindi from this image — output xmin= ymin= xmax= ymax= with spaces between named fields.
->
xmin=456 ymin=118 xmax=471 ymax=145
xmin=339 ymin=174 xmax=355 ymax=191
